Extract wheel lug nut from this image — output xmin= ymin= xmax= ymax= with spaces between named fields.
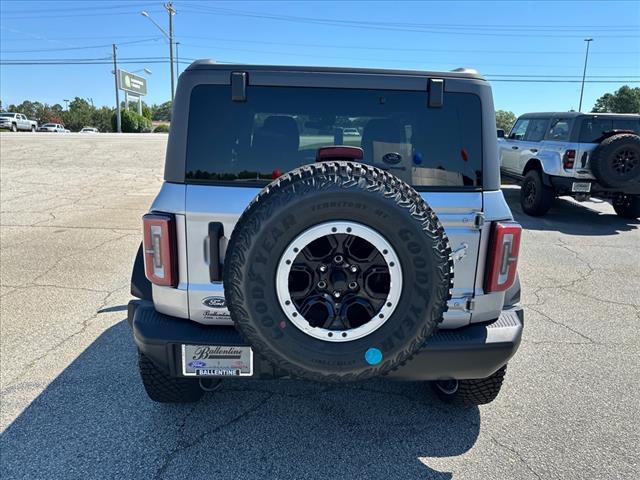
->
xmin=319 ymin=265 xmax=327 ymax=273
xmin=333 ymin=255 xmax=343 ymax=265
xmin=333 ymin=290 xmax=341 ymax=299
xmin=317 ymin=281 xmax=327 ymax=290
xmin=348 ymin=281 xmax=358 ymax=290
xmin=350 ymin=265 xmax=358 ymax=273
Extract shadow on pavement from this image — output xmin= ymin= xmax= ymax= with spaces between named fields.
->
xmin=503 ymin=187 xmax=639 ymax=236
xmin=1 ymin=321 xmax=480 ymax=480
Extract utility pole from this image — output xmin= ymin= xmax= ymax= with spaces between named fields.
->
xmin=141 ymin=5 xmax=176 ymax=102
xmin=166 ymin=2 xmax=176 ymax=102
xmin=175 ymin=41 xmax=180 ymax=82
xmin=113 ymin=43 xmax=121 ymax=133
xmin=578 ymin=38 xmax=593 ymax=113
xmin=63 ymin=99 xmax=69 ymax=110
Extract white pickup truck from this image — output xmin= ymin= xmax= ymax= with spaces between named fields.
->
xmin=498 ymin=112 xmax=640 ymax=219
xmin=0 ymin=112 xmax=38 ymax=132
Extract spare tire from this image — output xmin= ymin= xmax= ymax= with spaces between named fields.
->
xmin=590 ymin=134 xmax=640 ymax=188
xmin=224 ymin=162 xmax=453 ymax=382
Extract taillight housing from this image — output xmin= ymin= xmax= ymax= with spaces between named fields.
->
xmin=485 ymin=221 xmax=522 ymax=293
xmin=142 ymin=212 xmax=177 ymax=287
xmin=563 ymin=149 xmax=576 ymax=169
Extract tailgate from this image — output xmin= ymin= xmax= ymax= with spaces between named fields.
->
xmin=185 ymin=186 xmax=482 ymax=328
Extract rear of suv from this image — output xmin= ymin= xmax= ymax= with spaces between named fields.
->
xmin=499 ymin=112 xmax=640 ymax=218
xmin=128 ymin=63 xmax=524 ymax=406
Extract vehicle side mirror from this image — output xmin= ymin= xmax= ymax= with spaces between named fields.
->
xmin=497 ymin=129 xmax=505 ymax=138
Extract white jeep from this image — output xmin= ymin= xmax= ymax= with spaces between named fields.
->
xmin=498 ymin=112 xmax=640 ymax=218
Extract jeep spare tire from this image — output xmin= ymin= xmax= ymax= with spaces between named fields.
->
xmin=223 ymin=162 xmax=453 ymax=382
xmin=589 ymin=134 xmax=640 ymax=188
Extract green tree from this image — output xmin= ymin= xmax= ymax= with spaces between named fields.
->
xmin=151 ymin=101 xmax=172 ymax=121
xmin=92 ymin=106 xmax=115 ymax=132
xmin=592 ymin=86 xmax=640 ymax=113
xmin=7 ymin=100 xmax=40 ymax=120
xmin=495 ymin=110 xmax=517 ymax=133
xmin=62 ymin=97 xmax=94 ymax=131
xmin=111 ymin=109 xmax=151 ymax=133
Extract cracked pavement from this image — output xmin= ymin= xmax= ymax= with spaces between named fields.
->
xmin=1 ymin=133 xmax=639 ymax=479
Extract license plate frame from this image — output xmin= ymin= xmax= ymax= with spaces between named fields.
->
xmin=571 ymin=181 xmax=591 ymax=193
xmin=181 ymin=344 xmax=253 ymax=377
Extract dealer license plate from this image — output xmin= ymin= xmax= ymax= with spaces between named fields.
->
xmin=571 ymin=182 xmax=591 ymax=193
xmin=181 ymin=344 xmax=253 ymax=377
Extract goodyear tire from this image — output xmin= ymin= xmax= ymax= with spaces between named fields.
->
xmin=590 ymin=134 xmax=640 ymax=188
xmin=431 ymin=365 xmax=507 ymax=406
xmin=224 ymin=162 xmax=453 ymax=382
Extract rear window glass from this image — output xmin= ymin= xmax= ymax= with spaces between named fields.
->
xmin=546 ymin=118 xmax=572 ymax=141
xmin=579 ymin=117 xmax=640 ymax=143
xmin=186 ymin=85 xmax=483 ymax=189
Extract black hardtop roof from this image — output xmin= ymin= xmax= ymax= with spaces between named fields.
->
xmin=519 ymin=111 xmax=640 ymax=119
xmin=184 ymin=60 xmax=486 ymax=81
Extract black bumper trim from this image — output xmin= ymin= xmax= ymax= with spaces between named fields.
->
xmin=128 ymin=300 xmax=523 ymax=381
xmin=549 ymin=175 xmax=640 ymax=196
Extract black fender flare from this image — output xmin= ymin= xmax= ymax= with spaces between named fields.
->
xmin=131 ymin=243 xmax=152 ymax=301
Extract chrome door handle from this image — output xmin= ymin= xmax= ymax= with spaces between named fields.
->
xmin=511 ymin=146 xmax=519 ymax=150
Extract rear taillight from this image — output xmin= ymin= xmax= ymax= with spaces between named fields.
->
xmin=485 ymin=221 xmax=522 ymax=293
xmin=563 ymin=149 xmax=576 ymax=169
xmin=142 ymin=213 xmax=177 ymax=287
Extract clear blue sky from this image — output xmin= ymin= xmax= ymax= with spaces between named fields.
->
xmin=1 ymin=0 xmax=639 ymax=114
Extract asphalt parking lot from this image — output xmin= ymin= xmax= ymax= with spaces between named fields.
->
xmin=1 ymin=133 xmax=638 ymax=479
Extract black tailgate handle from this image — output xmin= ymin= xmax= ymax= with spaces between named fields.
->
xmin=208 ymin=222 xmax=224 ymax=282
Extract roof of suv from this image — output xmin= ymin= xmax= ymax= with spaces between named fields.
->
xmin=519 ymin=112 xmax=640 ymax=119
xmin=185 ymin=61 xmax=486 ymax=81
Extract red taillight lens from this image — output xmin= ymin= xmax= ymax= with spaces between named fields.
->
xmin=142 ymin=213 xmax=177 ymax=287
xmin=485 ymin=221 xmax=522 ymax=293
xmin=563 ymin=149 xmax=576 ymax=169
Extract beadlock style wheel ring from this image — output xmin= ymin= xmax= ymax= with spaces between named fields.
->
xmin=275 ymin=221 xmax=402 ymax=343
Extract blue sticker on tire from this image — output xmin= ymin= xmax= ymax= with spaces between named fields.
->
xmin=365 ymin=348 xmax=382 ymax=365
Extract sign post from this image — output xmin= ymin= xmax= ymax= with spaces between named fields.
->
xmin=117 ymin=69 xmax=149 ymax=124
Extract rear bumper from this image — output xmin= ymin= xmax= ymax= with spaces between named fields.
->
xmin=128 ymin=300 xmax=524 ymax=381
xmin=549 ymin=175 xmax=640 ymax=196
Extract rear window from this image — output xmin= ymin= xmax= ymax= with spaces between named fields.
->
xmin=579 ymin=116 xmax=640 ymax=143
xmin=186 ymin=85 xmax=483 ymax=189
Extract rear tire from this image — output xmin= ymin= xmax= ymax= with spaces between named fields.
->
xmin=31 ymin=125 xmax=36 ymax=132
xmin=520 ymin=170 xmax=554 ymax=216
xmin=431 ymin=365 xmax=507 ymax=406
xmin=613 ymin=196 xmax=640 ymax=219
xmin=138 ymin=351 xmax=204 ymax=403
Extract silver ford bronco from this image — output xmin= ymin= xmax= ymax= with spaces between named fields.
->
xmin=498 ymin=112 xmax=640 ymax=218
xmin=128 ymin=63 xmax=524 ymax=406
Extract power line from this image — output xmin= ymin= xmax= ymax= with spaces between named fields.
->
xmin=175 ymin=35 xmax=640 ymax=56
xmin=0 ymin=1 xmax=158 ymax=14
xmin=1 ymin=57 xmax=638 ymax=83
xmin=0 ymin=37 xmax=163 ymax=53
xmin=147 ymin=43 xmax=640 ymax=70
xmin=181 ymin=6 xmax=640 ymax=38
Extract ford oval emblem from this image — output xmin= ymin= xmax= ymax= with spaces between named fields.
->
xmin=202 ymin=296 xmax=226 ymax=308
xmin=382 ymin=152 xmax=402 ymax=165
xmin=188 ymin=360 xmax=206 ymax=368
